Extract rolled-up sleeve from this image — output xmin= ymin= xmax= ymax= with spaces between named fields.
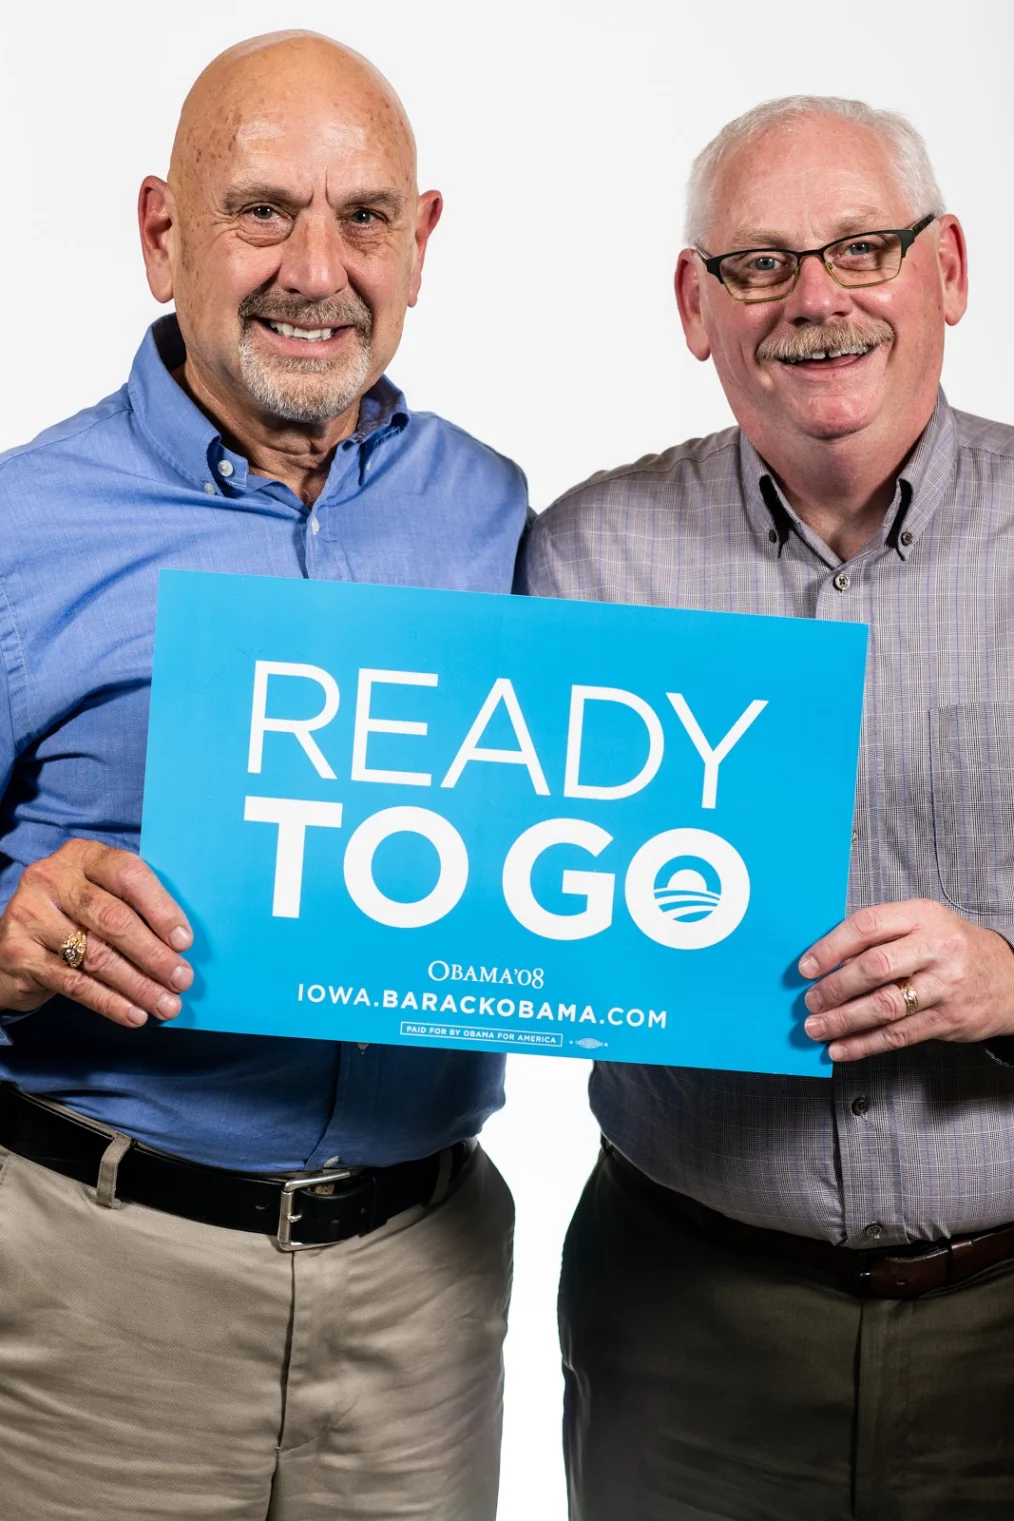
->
xmin=0 ymin=560 xmax=32 ymax=866
xmin=0 ymin=570 xmax=30 ymax=1041
xmin=0 ymin=610 xmax=14 ymax=813
xmin=0 ymin=570 xmax=28 ymax=876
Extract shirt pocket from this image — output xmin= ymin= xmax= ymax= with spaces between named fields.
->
xmin=930 ymin=702 xmax=1014 ymax=920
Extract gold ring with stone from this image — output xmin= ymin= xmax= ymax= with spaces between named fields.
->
xmin=895 ymin=976 xmax=919 ymax=1016
xmin=58 ymin=929 xmax=87 ymax=970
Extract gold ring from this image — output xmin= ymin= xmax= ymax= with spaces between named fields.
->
xmin=895 ymin=977 xmax=919 ymax=1016
xmin=58 ymin=929 xmax=87 ymax=970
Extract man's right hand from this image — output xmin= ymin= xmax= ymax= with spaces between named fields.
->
xmin=0 ymin=840 xmax=193 ymax=1028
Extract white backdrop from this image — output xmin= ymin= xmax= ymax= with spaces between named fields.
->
xmin=2 ymin=1 xmax=1012 ymax=1515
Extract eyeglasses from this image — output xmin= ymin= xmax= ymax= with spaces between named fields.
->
xmin=697 ymin=213 xmax=937 ymax=304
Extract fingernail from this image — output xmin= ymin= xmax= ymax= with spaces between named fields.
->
xmin=800 ymin=955 xmax=818 ymax=977
xmin=170 ymin=964 xmax=193 ymax=991
xmin=828 ymin=1043 xmax=845 ymax=1062
xmin=804 ymin=989 xmax=823 ymax=1013
xmin=156 ymin=993 xmax=182 ymax=1019
xmin=126 ymin=1007 xmax=148 ymax=1027
xmin=805 ymin=1017 xmax=826 ymax=1038
xmin=169 ymin=927 xmax=192 ymax=951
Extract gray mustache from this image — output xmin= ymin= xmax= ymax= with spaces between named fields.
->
xmin=239 ymin=291 xmax=373 ymax=337
xmin=757 ymin=319 xmax=893 ymax=363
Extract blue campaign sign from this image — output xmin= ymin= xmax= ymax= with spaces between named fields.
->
xmin=140 ymin=570 xmax=867 ymax=1077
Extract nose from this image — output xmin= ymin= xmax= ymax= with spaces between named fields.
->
xmin=781 ymin=250 xmax=854 ymax=324
xmin=275 ymin=210 xmax=351 ymax=301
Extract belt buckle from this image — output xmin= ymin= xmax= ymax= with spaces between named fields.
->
xmin=277 ymin=1169 xmax=355 ymax=1251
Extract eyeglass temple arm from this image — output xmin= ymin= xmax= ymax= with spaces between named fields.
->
xmin=899 ymin=212 xmax=938 ymax=253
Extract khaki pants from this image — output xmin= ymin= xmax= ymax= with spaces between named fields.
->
xmin=0 ymin=1132 xmax=513 ymax=1520
xmin=560 ymin=1145 xmax=1014 ymax=1521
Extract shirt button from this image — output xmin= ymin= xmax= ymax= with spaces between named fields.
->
xmin=833 ymin=571 xmax=851 ymax=592
xmin=217 ymin=459 xmax=234 ymax=478
xmin=767 ymin=529 xmax=778 ymax=544
xmin=900 ymin=530 xmax=914 ymax=547
xmin=851 ymin=829 xmax=859 ymax=843
xmin=864 ymin=1222 xmax=884 ymax=1241
xmin=310 ymin=516 xmax=321 ymax=535
xmin=852 ymin=1095 xmax=870 ymax=1116
xmin=202 ymin=481 xmax=216 ymax=495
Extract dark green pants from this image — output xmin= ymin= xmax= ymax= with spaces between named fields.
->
xmin=559 ymin=1146 xmax=1014 ymax=1521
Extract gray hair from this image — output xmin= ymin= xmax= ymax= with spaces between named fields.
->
xmin=684 ymin=95 xmax=945 ymax=247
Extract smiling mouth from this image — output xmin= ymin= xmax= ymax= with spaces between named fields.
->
xmin=261 ymin=320 xmax=344 ymax=343
xmin=779 ymin=344 xmax=874 ymax=366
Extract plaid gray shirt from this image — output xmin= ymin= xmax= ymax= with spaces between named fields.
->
xmin=519 ymin=393 xmax=1014 ymax=1247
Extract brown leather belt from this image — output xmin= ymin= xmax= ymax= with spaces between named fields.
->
xmin=604 ymin=1141 xmax=1014 ymax=1299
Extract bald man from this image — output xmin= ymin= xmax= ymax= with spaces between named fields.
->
xmin=0 ymin=33 xmax=523 ymax=1521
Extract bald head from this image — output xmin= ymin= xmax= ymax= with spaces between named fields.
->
xmin=139 ymin=31 xmax=441 ymax=445
xmin=168 ymin=32 xmax=417 ymax=208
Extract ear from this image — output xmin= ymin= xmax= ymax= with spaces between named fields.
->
xmin=936 ymin=214 xmax=968 ymax=327
xmin=675 ymin=247 xmax=712 ymax=360
xmin=407 ymin=189 xmax=444 ymax=307
xmin=138 ymin=176 xmax=177 ymax=304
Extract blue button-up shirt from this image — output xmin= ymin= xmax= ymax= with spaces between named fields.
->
xmin=0 ymin=315 xmax=527 ymax=1171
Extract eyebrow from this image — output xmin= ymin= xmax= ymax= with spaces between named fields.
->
xmin=719 ymin=210 xmax=893 ymax=249
xmin=346 ymin=190 xmax=407 ymax=217
xmin=221 ymin=184 xmax=407 ymax=217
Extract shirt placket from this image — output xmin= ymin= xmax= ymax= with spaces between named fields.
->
xmin=811 ymin=548 xmax=908 ymax=1247
xmin=302 ymin=428 xmax=398 ymax=581
xmin=302 ymin=437 xmax=363 ymax=580
xmin=292 ymin=429 xmax=400 ymax=1152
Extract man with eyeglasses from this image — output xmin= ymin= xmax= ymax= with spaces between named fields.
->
xmin=520 ymin=95 xmax=1014 ymax=1520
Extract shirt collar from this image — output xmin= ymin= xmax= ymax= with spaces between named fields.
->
xmin=126 ymin=313 xmax=410 ymax=496
xmin=739 ymin=390 xmax=958 ymax=564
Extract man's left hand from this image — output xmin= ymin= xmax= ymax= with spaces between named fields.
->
xmin=799 ymin=899 xmax=1014 ymax=1062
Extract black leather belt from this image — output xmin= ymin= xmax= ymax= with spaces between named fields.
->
xmin=604 ymin=1141 xmax=1014 ymax=1299
xmin=0 ymin=1084 xmax=473 ymax=1251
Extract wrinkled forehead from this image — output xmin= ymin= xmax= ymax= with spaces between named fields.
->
xmin=703 ymin=117 xmax=910 ymax=250
xmin=177 ymin=84 xmax=416 ymax=203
